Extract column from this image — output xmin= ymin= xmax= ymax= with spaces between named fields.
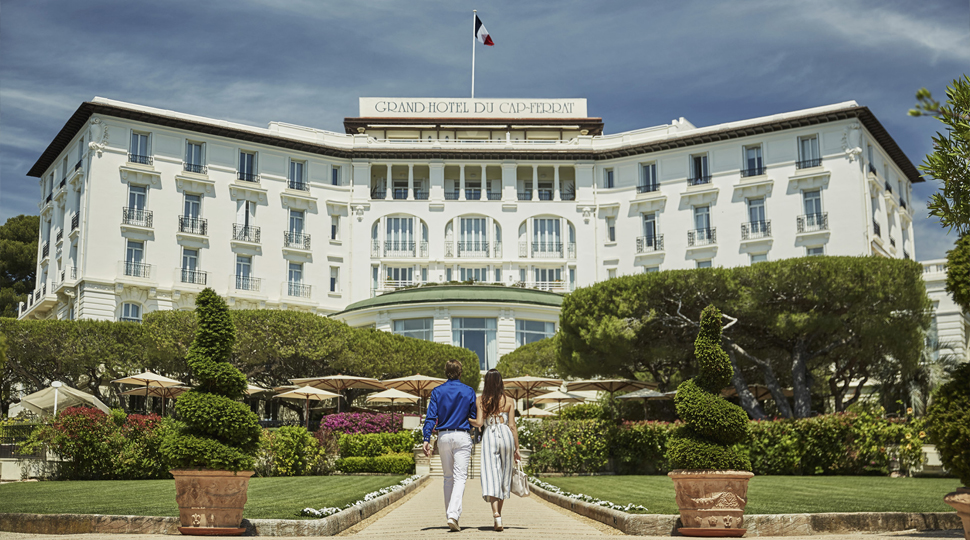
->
xmin=459 ymin=165 xmax=466 ymax=201
xmin=407 ymin=163 xmax=414 ymax=200
xmin=384 ymin=164 xmax=391 ymax=200
xmin=532 ymin=165 xmax=539 ymax=201
xmin=553 ymin=165 xmax=561 ymax=201
xmin=501 ymin=162 xmax=516 ymax=202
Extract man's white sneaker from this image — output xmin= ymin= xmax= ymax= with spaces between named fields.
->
xmin=448 ymin=518 xmax=460 ymax=531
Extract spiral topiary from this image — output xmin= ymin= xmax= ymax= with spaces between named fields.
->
xmin=161 ymin=288 xmax=261 ymax=471
xmin=666 ymin=305 xmax=751 ymax=471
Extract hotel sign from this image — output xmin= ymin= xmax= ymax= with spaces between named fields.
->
xmin=359 ymin=98 xmax=587 ymax=118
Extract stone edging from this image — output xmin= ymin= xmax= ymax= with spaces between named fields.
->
xmin=0 ymin=474 xmax=430 ymax=537
xmin=528 ymin=482 xmax=962 ymax=536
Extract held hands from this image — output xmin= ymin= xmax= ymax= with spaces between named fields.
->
xmin=422 ymin=441 xmax=432 ymax=457
xmin=514 ymin=448 xmax=521 ymax=462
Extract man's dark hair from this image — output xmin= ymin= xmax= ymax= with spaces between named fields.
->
xmin=445 ymin=359 xmax=463 ymax=380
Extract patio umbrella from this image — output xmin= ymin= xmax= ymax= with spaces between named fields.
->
xmin=275 ymin=386 xmax=341 ymax=429
xmin=532 ymin=390 xmax=587 ymax=415
xmin=289 ymin=375 xmax=385 ymax=413
xmin=19 ymin=384 xmax=110 ymax=417
xmin=504 ymin=376 xmax=563 ymax=410
xmin=111 ymin=371 xmax=184 ymax=414
xmin=120 ymin=385 xmax=190 ymax=415
xmin=521 ymin=406 xmax=555 ymax=418
xmin=617 ymin=388 xmax=677 ymax=418
xmin=245 ymin=384 xmax=273 ymax=396
xmin=502 ymin=387 xmax=531 ymax=412
xmin=365 ymin=388 xmax=420 ymax=411
xmin=567 ymin=379 xmax=658 ymax=420
xmin=720 ymin=384 xmax=793 ymax=401
xmin=381 ymin=374 xmax=445 ymax=412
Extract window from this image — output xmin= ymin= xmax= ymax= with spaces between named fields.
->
xmin=289 ymin=210 xmax=305 ymax=234
xmin=534 ymin=267 xmax=562 ymax=284
xmin=121 ymin=302 xmax=141 ymax=322
xmin=235 ymin=255 xmax=253 ymax=290
xmin=289 ymin=160 xmax=306 ymax=190
xmin=128 ymin=184 xmax=146 ymax=210
xmin=639 ymin=163 xmax=658 ymax=192
xmin=238 ymin=151 xmax=257 ymax=181
xmin=533 ymin=218 xmax=561 ymax=254
xmin=452 ymin=318 xmax=498 ymax=370
xmin=459 ymin=267 xmax=489 ymax=281
xmin=807 ymin=246 xmax=824 ymax=256
xmin=182 ymin=248 xmax=198 ymax=272
xmin=288 ymin=262 xmax=303 ymax=284
xmin=185 ymin=141 xmax=205 ymax=173
xmin=518 ymin=268 xmax=526 ymax=283
xmin=569 ymin=267 xmax=576 ymax=290
xmin=750 ymin=253 xmax=768 ymax=264
xmin=747 ymin=197 xmax=767 ymax=236
xmin=604 ymin=168 xmax=614 ymax=189
xmin=332 ymin=166 xmax=341 ymax=186
xmin=694 ymin=205 xmax=711 ymax=231
xmin=125 ymin=240 xmax=145 ymax=276
xmin=644 ymin=266 xmax=659 ymax=273
xmin=607 ymin=268 xmax=617 ymax=279
xmin=643 ymin=213 xmax=657 ymax=240
xmin=797 ymin=135 xmax=820 ymax=168
xmin=516 ymin=319 xmax=555 ymax=347
xmin=331 ymin=215 xmax=339 ymax=240
xmin=690 ymin=154 xmax=709 ymax=184
xmin=495 ymin=268 xmax=502 ymax=282
xmin=696 ymin=260 xmax=712 ymax=269
xmin=607 ymin=217 xmax=616 ymax=243
xmin=803 ymin=190 xmax=822 ymax=216
xmin=386 ymin=266 xmax=413 ymax=285
xmin=129 ymin=132 xmax=150 ymax=164
xmin=743 ymin=145 xmax=763 ymax=176
xmin=236 ymin=200 xmax=256 ymax=227
xmin=446 ymin=268 xmax=453 ymax=281
xmin=394 ymin=318 xmax=433 ymax=341
xmin=183 ymin=194 xmax=201 ymax=219
xmin=460 ymin=217 xmax=488 ymax=252
xmin=386 ymin=217 xmax=414 ymax=249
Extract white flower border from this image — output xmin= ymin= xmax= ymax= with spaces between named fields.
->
xmin=301 ymin=475 xmax=422 ymax=518
xmin=529 ymin=477 xmax=648 ymax=513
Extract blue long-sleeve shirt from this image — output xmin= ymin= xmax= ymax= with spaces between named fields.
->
xmin=422 ymin=379 xmax=477 ymax=442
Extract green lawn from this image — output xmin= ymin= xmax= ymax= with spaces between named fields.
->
xmin=538 ymin=476 xmax=960 ymax=515
xmin=0 ymin=475 xmax=407 ymax=519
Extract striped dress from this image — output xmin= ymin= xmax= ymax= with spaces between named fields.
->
xmin=480 ymin=411 xmax=514 ymax=501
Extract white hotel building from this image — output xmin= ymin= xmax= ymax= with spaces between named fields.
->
xmin=18 ymin=97 xmax=929 ymax=370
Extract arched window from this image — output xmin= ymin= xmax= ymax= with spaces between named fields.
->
xmin=121 ymin=302 xmax=141 ymax=323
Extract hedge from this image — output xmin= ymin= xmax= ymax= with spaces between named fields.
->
xmin=338 ymin=431 xmax=419 ymax=458
xmin=335 ymin=453 xmax=415 ymax=474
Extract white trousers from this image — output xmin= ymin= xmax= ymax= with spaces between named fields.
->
xmin=437 ymin=431 xmax=473 ymax=521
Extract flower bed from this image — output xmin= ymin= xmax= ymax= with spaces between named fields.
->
xmin=300 ymin=474 xmax=421 ymax=517
xmin=318 ymin=412 xmax=402 ymax=434
xmin=528 ymin=477 xmax=648 ymax=513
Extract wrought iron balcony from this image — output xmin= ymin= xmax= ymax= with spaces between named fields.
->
xmin=286 ymin=282 xmax=312 ymax=298
xmin=392 ymin=188 xmax=408 ymax=200
xmin=885 ymin=181 xmax=893 ymax=194
xmin=384 ymin=240 xmax=417 ymax=257
xmin=900 ymin=200 xmax=907 ymax=210
xmin=796 ymin=213 xmax=828 ymax=233
xmin=232 ymin=224 xmax=260 ymax=243
xmin=688 ymin=175 xmax=711 ymax=186
xmin=890 ymin=237 xmax=896 ymax=248
xmin=687 ymin=228 xmax=716 ymax=246
xmin=178 ymin=216 xmax=207 ymax=235
xmin=517 ymin=191 xmax=533 ymax=200
xmin=234 ymin=275 xmax=260 ymax=292
xmin=445 ymin=190 xmax=460 ymax=200
xmin=636 ymin=235 xmax=664 ymax=253
xmin=465 ymin=189 xmax=482 ymax=200
xmin=236 ymin=171 xmax=259 ymax=183
xmin=741 ymin=166 xmax=765 ymax=177
xmin=180 ymin=268 xmax=207 ymax=285
xmin=371 ymin=189 xmax=387 ymax=200
xmin=74 ymin=160 xmax=83 ymax=171
xmin=873 ymin=219 xmax=882 ymax=238
xmin=458 ymin=241 xmax=489 ymax=256
xmin=637 ymin=183 xmax=660 ymax=194
xmin=123 ymin=261 xmax=151 ymax=278
xmin=42 ymin=242 xmax=49 ymax=259
xmin=122 ymin=207 xmax=153 ymax=228
xmin=538 ymin=189 xmax=553 ymax=201
xmin=741 ymin=220 xmax=771 ymax=240
xmin=45 ymin=193 xmax=52 ymax=204
xmin=531 ymin=242 xmax=564 ymax=258
xmin=414 ymin=190 xmax=429 ymax=200
xmin=120 ymin=317 xmax=142 ymax=323
xmin=868 ymin=163 xmax=878 ymax=175
xmin=287 ymin=180 xmax=309 ymax=191
xmin=184 ymin=163 xmax=207 ymax=174
xmin=494 ymin=242 xmax=503 ymax=258
xmin=561 ymin=190 xmax=576 ymax=201
xmin=71 ymin=212 xmax=79 ymax=231
xmin=796 ymin=157 xmax=822 ymax=169
xmin=58 ymin=178 xmax=66 ymax=189
xmin=55 ymin=230 xmax=63 ymax=243
xmin=487 ymin=191 xmax=502 ymax=200
xmin=128 ymin=153 xmax=153 ymax=165
xmin=284 ymin=231 xmax=311 ymax=250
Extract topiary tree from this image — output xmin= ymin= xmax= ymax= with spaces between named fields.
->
xmin=666 ymin=305 xmax=751 ymax=470
xmin=161 ymin=288 xmax=261 ymax=471
xmin=925 ymin=363 xmax=970 ymax=486
xmin=946 ymin=234 xmax=970 ymax=313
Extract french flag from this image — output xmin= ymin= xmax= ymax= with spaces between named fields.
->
xmin=475 ymin=15 xmax=494 ymax=46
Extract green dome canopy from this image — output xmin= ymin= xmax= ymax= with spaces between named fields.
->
xmin=336 ymin=285 xmax=564 ymax=315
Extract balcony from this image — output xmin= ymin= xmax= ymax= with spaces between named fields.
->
xmin=487 ymin=191 xmax=502 ymax=200
xmin=392 ymin=188 xmax=408 ymax=200
xmin=741 ymin=166 xmax=765 ymax=178
xmin=122 ymin=261 xmax=152 ymax=279
xmin=517 ymin=191 xmax=533 ymax=201
xmin=284 ymin=231 xmax=311 ymax=251
xmin=58 ymin=178 xmax=66 ymax=190
xmin=868 ymin=163 xmax=878 ymax=175
xmin=128 ymin=153 xmax=153 ymax=165
xmin=538 ymin=189 xmax=553 ymax=201
xmin=74 ymin=160 xmax=83 ymax=172
xmin=688 ymin=175 xmax=711 ymax=186
xmin=184 ymin=163 xmax=207 ymax=175
xmin=414 ymin=190 xmax=429 ymax=200
xmin=371 ymin=189 xmax=387 ymax=200
xmin=687 ymin=228 xmax=716 ymax=247
xmin=797 ymin=213 xmax=828 ymax=233
xmin=41 ymin=241 xmax=50 ymax=259
xmin=287 ymin=180 xmax=309 ymax=192
xmin=445 ymin=190 xmax=460 ymax=200
xmin=232 ymin=224 xmax=261 ymax=243
xmin=178 ymin=216 xmax=207 ymax=235
xmin=636 ymin=235 xmax=664 ymax=253
xmin=71 ymin=212 xmax=79 ymax=232
xmin=494 ymin=242 xmax=503 ymax=258
xmin=561 ymin=190 xmax=576 ymax=201
xmin=795 ymin=157 xmax=822 ymax=169
xmin=122 ymin=207 xmax=153 ymax=228
xmin=382 ymin=241 xmax=427 ymax=258
xmin=531 ymin=242 xmax=564 ymax=258
xmin=527 ymin=281 xmax=568 ymax=293
xmin=55 ymin=230 xmax=63 ymax=243
xmin=236 ymin=171 xmax=260 ymax=183
xmin=457 ymin=241 xmax=490 ymax=257
xmin=465 ymin=189 xmax=482 ymax=200
xmin=637 ymin=183 xmax=660 ymax=194
xmin=741 ymin=220 xmax=771 ymax=240
xmin=54 ymin=266 xmax=77 ymax=290
xmin=45 ymin=193 xmax=53 ymax=204
xmin=890 ymin=237 xmax=897 ymax=248
xmin=900 ymin=200 xmax=907 ymax=210
xmin=180 ymin=268 xmax=207 ymax=285
xmin=234 ymin=275 xmax=261 ymax=292
xmin=873 ymin=219 xmax=882 ymax=238
xmin=884 ymin=181 xmax=893 ymax=194
xmin=286 ymin=281 xmax=312 ymax=299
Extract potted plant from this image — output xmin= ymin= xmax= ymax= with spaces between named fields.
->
xmin=925 ymin=362 xmax=970 ymax=540
xmin=161 ymin=288 xmax=261 ymax=536
xmin=666 ymin=305 xmax=752 ymax=537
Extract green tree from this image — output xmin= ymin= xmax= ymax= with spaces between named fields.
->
xmin=496 ymin=336 xmax=561 ymax=378
xmin=0 ymin=215 xmax=39 ymax=317
xmin=945 ymin=234 xmax=970 ymax=312
xmin=910 ymin=75 xmax=970 ymax=235
xmin=925 ymin=363 xmax=970 ymax=486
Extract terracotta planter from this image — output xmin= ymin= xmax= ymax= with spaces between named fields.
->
xmin=944 ymin=487 xmax=970 ymax=540
xmin=170 ymin=469 xmax=254 ymax=536
xmin=668 ymin=469 xmax=754 ymax=537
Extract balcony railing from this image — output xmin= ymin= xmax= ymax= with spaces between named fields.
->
xmin=58 ymin=178 xmax=66 ymax=189
xmin=885 ymin=181 xmax=893 ymax=194
xmin=284 ymin=231 xmax=311 ymax=250
xmin=120 ymin=317 xmax=142 ymax=323
xmin=796 ymin=157 xmax=822 ymax=169
xmin=42 ymin=242 xmax=49 ymax=259
xmin=122 ymin=207 xmax=153 ymax=228
xmin=688 ymin=175 xmax=712 ymax=186
xmin=180 ymin=268 xmax=207 ymax=285
xmin=636 ymin=235 xmax=664 ymax=253
xmin=371 ymin=189 xmax=387 ymax=200
xmin=286 ymin=282 xmax=312 ymax=298
xmin=531 ymin=242 xmax=564 ymax=258
xmin=900 ymin=200 xmax=907 ymax=210
xmin=687 ymin=228 xmax=716 ymax=246
xmin=561 ymin=190 xmax=576 ymax=201
xmin=517 ymin=191 xmax=533 ymax=200
xmin=796 ymin=213 xmax=828 ymax=233
xmin=538 ymin=189 xmax=553 ymax=201
xmin=74 ymin=160 xmax=83 ymax=171
xmin=487 ymin=191 xmax=502 ymax=200
xmin=637 ymin=183 xmax=660 ymax=194
xmin=287 ymin=180 xmax=309 ymax=192
xmin=383 ymin=240 xmax=420 ymax=257
xmin=873 ymin=219 xmax=882 ymax=238
xmin=414 ymin=190 xmax=429 ymax=200
xmin=890 ymin=237 xmax=896 ymax=248
xmin=123 ymin=261 xmax=151 ymax=278
xmin=445 ymin=190 xmax=460 ymax=200
xmin=465 ymin=189 xmax=482 ymax=200
xmin=178 ymin=216 xmax=207 ymax=235
xmin=234 ymin=275 xmax=260 ymax=292
xmin=741 ymin=220 xmax=771 ymax=240
xmin=741 ymin=166 xmax=765 ymax=177
xmin=236 ymin=171 xmax=259 ymax=183
xmin=128 ymin=153 xmax=153 ymax=165
xmin=868 ymin=163 xmax=878 ymax=175
xmin=45 ymin=193 xmax=52 ymax=204
xmin=494 ymin=242 xmax=503 ymax=258
xmin=232 ymin=224 xmax=261 ymax=243
xmin=71 ymin=212 xmax=79 ymax=231
xmin=457 ymin=241 xmax=489 ymax=257
xmin=55 ymin=230 xmax=63 ymax=243
xmin=392 ymin=188 xmax=408 ymax=200
xmin=528 ymin=281 xmax=568 ymax=292
xmin=380 ymin=280 xmax=424 ymax=291
xmin=184 ymin=163 xmax=207 ymax=174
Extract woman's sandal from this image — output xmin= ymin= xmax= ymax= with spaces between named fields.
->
xmin=494 ymin=514 xmax=503 ymax=532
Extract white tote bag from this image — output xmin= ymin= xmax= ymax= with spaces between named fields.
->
xmin=510 ymin=460 xmax=531 ymax=497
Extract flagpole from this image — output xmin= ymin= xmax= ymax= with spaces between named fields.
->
xmin=471 ymin=10 xmax=476 ymax=98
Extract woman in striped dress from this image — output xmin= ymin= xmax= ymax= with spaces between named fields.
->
xmin=470 ymin=369 xmax=521 ymax=531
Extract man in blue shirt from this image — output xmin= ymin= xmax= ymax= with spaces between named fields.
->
xmin=422 ymin=359 xmax=477 ymax=531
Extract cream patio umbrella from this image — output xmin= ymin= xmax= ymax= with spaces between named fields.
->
xmin=275 ymin=386 xmax=341 ymax=429
xmin=567 ymin=379 xmax=657 ymax=419
xmin=289 ymin=375 xmax=386 ymax=413
xmin=365 ymin=388 xmax=420 ymax=412
xmin=521 ymin=406 xmax=555 ymax=418
xmin=503 ymin=376 xmax=563 ymax=411
xmin=532 ymin=390 xmax=587 ymax=416
xmin=245 ymin=384 xmax=273 ymax=396
xmin=19 ymin=384 xmax=110 ymax=417
xmin=111 ymin=371 xmax=184 ymax=414
xmin=381 ymin=374 xmax=445 ymax=412
xmin=617 ymin=388 xmax=677 ymax=418
xmin=119 ymin=385 xmax=190 ymax=415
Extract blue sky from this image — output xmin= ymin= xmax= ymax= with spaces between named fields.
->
xmin=1 ymin=0 xmax=966 ymax=260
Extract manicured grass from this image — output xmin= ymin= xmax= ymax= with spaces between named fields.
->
xmin=538 ymin=476 xmax=960 ymax=515
xmin=0 ymin=475 xmax=407 ymax=520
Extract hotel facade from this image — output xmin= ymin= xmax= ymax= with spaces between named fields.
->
xmin=19 ymin=97 xmax=931 ymax=369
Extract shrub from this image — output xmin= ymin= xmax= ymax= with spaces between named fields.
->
xmin=558 ymin=403 xmax=608 ymax=421
xmin=335 ymin=453 xmax=414 ymax=475
xmin=255 ymin=426 xmax=332 ymax=477
xmin=318 ymin=412 xmax=402 ymax=434
xmin=338 ymin=431 xmax=418 ymax=458
xmin=925 ymin=363 xmax=970 ymax=486
xmin=523 ymin=419 xmax=610 ymax=475
xmin=613 ymin=421 xmax=677 ymax=474
xmin=161 ymin=288 xmax=261 ymax=471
